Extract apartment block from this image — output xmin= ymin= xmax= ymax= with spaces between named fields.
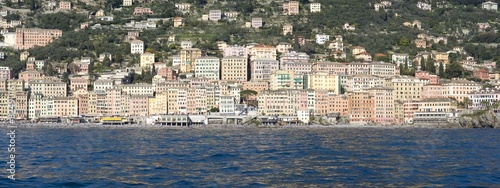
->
xmin=180 ymin=48 xmax=202 ymax=73
xmin=195 ymin=56 xmax=220 ymax=80
xmin=250 ymin=58 xmax=279 ymax=81
xmin=130 ymin=40 xmax=144 ymax=54
xmin=140 ymin=52 xmax=155 ymax=69
xmin=441 ymin=79 xmax=481 ymax=102
xmin=15 ymin=28 xmax=63 ymax=50
xmin=69 ymin=76 xmax=89 ymax=91
xmin=269 ymin=70 xmax=303 ymax=90
xmin=221 ymin=56 xmax=248 ymax=82
xmin=0 ymin=66 xmax=13 ymax=79
xmin=304 ymin=72 xmax=340 ymax=93
xmin=29 ymin=79 xmax=67 ymax=97
xmin=209 ymin=10 xmax=222 ymax=21
xmin=283 ymin=1 xmax=300 ymax=15
xmin=249 ymin=44 xmax=276 ymax=61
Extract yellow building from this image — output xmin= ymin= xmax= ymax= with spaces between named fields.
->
xmin=304 ymin=72 xmax=340 ymax=94
xmin=0 ymin=91 xmax=8 ymax=120
xmin=441 ymin=79 xmax=481 ymax=102
xmin=249 ymin=44 xmax=277 ymax=61
xmin=435 ymin=52 xmax=449 ymax=64
xmin=140 ymin=52 xmax=155 ymax=69
xmin=180 ymin=48 xmax=202 ymax=73
xmin=386 ymin=75 xmax=427 ymax=101
xmin=221 ymin=56 xmax=248 ymax=82
xmin=29 ymin=79 xmax=67 ymax=97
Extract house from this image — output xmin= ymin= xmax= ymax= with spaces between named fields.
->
xmin=181 ymin=41 xmax=194 ymax=49
xmin=415 ymin=39 xmax=427 ymax=48
xmin=477 ymin=23 xmax=491 ymax=30
xmin=173 ymin=17 xmax=184 ymax=28
xmin=209 ymin=10 xmax=222 ymax=21
xmin=482 ymin=1 xmax=498 ymax=11
xmin=343 ymin=23 xmax=355 ymax=31
xmin=315 ymin=34 xmax=330 ymax=45
xmin=130 ymin=40 xmax=144 ymax=54
xmin=251 ymin=18 xmax=263 ymax=28
xmin=276 ymin=42 xmax=293 ymax=53
xmin=0 ymin=52 xmax=5 ymax=59
xmin=310 ymin=3 xmax=321 ymax=13
xmin=123 ymin=0 xmax=132 ymax=6
xmin=99 ymin=53 xmax=113 ymax=62
xmin=355 ymin=52 xmax=372 ymax=61
xmin=59 ymin=1 xmax=71 ymax=10
xmin=283 ymin=24 xmax=293 ymax=36
xmin=392 ymin=53 xmax=409 ymax=66
xmin=133 ymin=7 xmax=153 ymax=15
xmin=328 ymin=35 xmax=344 ymax=52
xmin=352 ymin=46 xmax=366 ymax=55
xmin=417 ymin=2 xmax=432 ymax=10
xmin=473 ymin=69 xmax=489 ymax=81
xmin=283 ymin=1 xmax=300 ymax=15
xmin=127 ymin=31 xmax=139 ymax=40
xmin=0 ymin=10 xmax=9 ymax=17
xmin=175 ymin=3 xmax=191 ymax=12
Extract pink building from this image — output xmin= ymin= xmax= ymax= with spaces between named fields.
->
xmin=415 ymin=70 xmax=439 ymax=84
xmin=422 ymin=84 xmax=443 ymax=99
xmin=473 ymin=69 xmax=489 ymax=81
xmin=127 ymin=31 xmax=139 ymax=39
xmin=223 ymin=45 xmax=248 ymax=57
xmin=127 ymin=95 xmax=149 ymax=116
xmin=18 ymin=70 xmax=42 ymax=83
xmin=15 ymin=28 xmax=63 ymax=50
xmin=157 ymin=67 xmax=177 ymax=80
xmin=106 ymin=89 xmax=124 ymax=116
xmin=59 ymin=1 xmax=71 ymax=10
xmin=134 ymin=7 xmax=153 ymax=15
xmin=330 ymin=94 xmax=351 ymax=117
xmin=314 ymin=90 xmax=330 ymax=116
xmin=368 ymin=87 xmax=395 ymax=124
xmin=70 ymin=77 xmax=89 ymax=91
xmin=0 ymin=66 xmax=13 ymax=79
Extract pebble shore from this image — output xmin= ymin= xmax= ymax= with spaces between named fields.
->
xmin=0 ymin=123 xmax=446 ymax=129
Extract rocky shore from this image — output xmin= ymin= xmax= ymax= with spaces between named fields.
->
xmin=458 ymin=110 xmax=500 ymax=128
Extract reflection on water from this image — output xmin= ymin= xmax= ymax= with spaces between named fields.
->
xmin=0 ymin=128 xmax=499 ymax=187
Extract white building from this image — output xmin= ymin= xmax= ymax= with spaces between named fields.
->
xmin=219 ymin=95 xmax=235 ymax=115
xmin=482 ymin=1 xmax=498 ymax=11
xmin=172 ymin=55 xmax=182 ymax=67
xmin=417 ymin=2 xmax=432 ymax=10
xmin=310 ymin=3 xmax=321 ymax=13
xmin=195 ymin=56 xmax=220 ymax=80
xmin=315 ymin=34 xmax=330 ymax=45
xmin=392 ymin=53 xmax=409 ymax=66
xmin=94 ymin=80 xmax=115 ymax=92
xmin=130 ymin=40 xmax=144 ymax=54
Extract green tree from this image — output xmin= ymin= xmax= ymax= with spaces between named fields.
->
xmin=438 ymin=62 xmax=445 ymax=77
xmin=209 ymin=107 xmax=219 ymax=112
xmin=444 ymin=61 xmax=464 ymax=79
xmin=420 ymin=58 xmax=426 ymax=71
xmin=426 ymin=58 xmax=436 ymax=74
xmin=399 ymin=36 xmax=410 ymax=46
xmin=240 ymin=90 xmax=258 ymax=105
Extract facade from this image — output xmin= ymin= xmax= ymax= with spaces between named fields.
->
xmin=312 ymin=62 xmax=348 ymax=74
xmin=219 ymin=95 xmax=235 ymax=115
xmin=283 ymin=1 xmax=300 ymax=15
xmin=315 ymin=34 xmax=330 ymax=45
xmin=368 ymin=87 xmax=395 ymax=124
xmin=195 ymin=56 xmax=220 ymax=80
xmin=94 ymin=80 xmax=114 ymax=92
xmin=209 ymin=10 xmax=222 ymax=21
xmin=249 ymin=44 xmax=276 ymax=61
xmin=281 ymin=62 xmax=312 ymax=75
xmin=123 ymin=0 xmax=132 ymax=6
xmin=59 ymin=1 xmax=71 ymax=10
xmin=221 ymin=56 xmax=248 ymax=82
xmin=280 ymin=51 xmax=309 ymax=64
xmin=180 ymin=48 xmax=202 ymax=73
xmin=304 ymin=72 xmax=340 ymax=93
xmin=134 ymin=7 xmax=153 ymax=15
xmin=29 ymin=79 xmax=67 ymax=97
xmin=421 ymin=84 xmax=443 ymax=99
xmin=282 ymin=24 xmax=293 ymax=36
xmin=310 ymin=3 xmax=321 ymax=13
xmin=69 ymin=76 xmax=89 ymax=91
xmin=387 ymin=76 xmax=426 ymax=101
xmin=130 ymin=40 xmax=144 ymax=54
xmin=0 ymin=67 xmax=13 ymax=79
xmin=343 ymin=74 xmax=385 ymax=92
xmin=469 ymin=88 xmax=500 ymax=109
xmin=258 ymin=89 xmax=308 ymax=116
xmin=173 ymin=17 xmax=184 ymax=27
xmin=269 ymin=70 xmax=303 ymax=90
xmin=140 ymin=52 xmax=155 ymax=69
xmin=251 ymin=18 xmax=263 ymax=28
xmin=250 ymin=58 xmax=279 ymax=81
xmin=482 ymin=1 xmax=498 ymax=11
xmin=349 ymin=91 xmax=374 ymax=124
xmin=441 ymin=79 xmax=481 ymax=102
xmin=15 ymin=28 xmax=63 ymax=50
xmin=243 ymin=81 xmax=269 ymax=93
xmin=224 ymin=45 xmax=248 ymax=57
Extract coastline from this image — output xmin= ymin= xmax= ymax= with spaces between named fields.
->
xmin=0 ymin=123 xmax=465 ymax=129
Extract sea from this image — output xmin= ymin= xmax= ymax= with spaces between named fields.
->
xmin=0 ymin=127 xmax=498 ymax=187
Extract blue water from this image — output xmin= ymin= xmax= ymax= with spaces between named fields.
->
xmin=0 ymin=127 xmax=499 ymax=187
